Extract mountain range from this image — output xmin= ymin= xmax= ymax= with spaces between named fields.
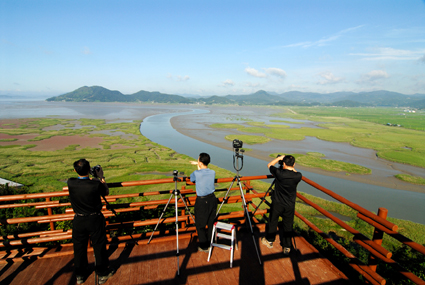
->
xmin=46 ymin=86 xmax=425 ymax=108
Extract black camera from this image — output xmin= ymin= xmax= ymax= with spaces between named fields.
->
xmin=90 ymin=165 xmax=101 ymax=177
xmin=232 ymin=139 xmax=243 ymax=149
xmin=277 ymin=154 xmax=284 ymax=167
xmin=173 ymin=170 xmax=178 ymax=176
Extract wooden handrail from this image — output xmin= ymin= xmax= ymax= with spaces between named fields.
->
xmin=301 ymin=176 xmax=398 ymax=231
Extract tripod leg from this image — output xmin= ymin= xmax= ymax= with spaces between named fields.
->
xmin=174 ymin=190 xmax=180 ymax=276
xmin=238 ymin=177 xmax=262 ymax=264
xmin=216 ymin=177 xmax=237 ymax=218
xmin=252 ymin=179 xmax=275 ymax=216
xmin=148 ymin=193 xmax=174 ymax=244
xmin=178 ymin=192 xmax=196 ymax=224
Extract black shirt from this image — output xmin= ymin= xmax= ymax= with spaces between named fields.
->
xmin=67 ymin=178 xmax=108 ymax=215
xmin=269 ymin=165 xmax=302 ymax=207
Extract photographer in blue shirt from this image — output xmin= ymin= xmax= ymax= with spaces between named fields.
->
xmin=190 ymin=153 xmax=217 ymax=252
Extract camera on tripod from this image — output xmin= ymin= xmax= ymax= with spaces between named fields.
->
xmin=90 ymin=165 xmax=102 ymax=178
xmin=231 ymin=139 xmax=244 ymax=171
xmin=232 ymin=139 xmax=243 ymax=149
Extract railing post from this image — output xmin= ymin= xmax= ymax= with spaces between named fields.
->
xmin=369 ymin=207 xmax=388 ymax=272
xmin=46 ymin=197 xmax=55 ymax=231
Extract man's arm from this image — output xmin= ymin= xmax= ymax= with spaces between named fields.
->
xmin=267 ymin=155 xmax=285 ymax=169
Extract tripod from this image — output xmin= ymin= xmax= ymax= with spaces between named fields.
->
xmin=147 ymin=171 xmax=196 ymax=276
xmin=101 ymin=194 xmax=139 ymax=245
xmin=252 ymin=179 xmax=275 ymax=216
xmin=216 ymin=148 xmax=262 ymax=264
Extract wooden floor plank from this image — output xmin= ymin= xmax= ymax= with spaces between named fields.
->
xmin=0 ymin=260 xmax=27 ymax=285
xmin=0 ymin=231 xmax=353 ymax=285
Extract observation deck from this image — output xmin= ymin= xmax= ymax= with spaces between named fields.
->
xmin=0 ymin=175 xmax=424 ymax=285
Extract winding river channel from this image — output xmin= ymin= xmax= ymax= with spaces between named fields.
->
xmin=140 ymin=109 xmax=425 ymax=225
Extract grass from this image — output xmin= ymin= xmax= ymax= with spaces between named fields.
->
xmin=286 ymin=106 xmax=425 ymax=131
xmin=268 ymin=152 xmax=371 ymax=174
xmin=395 ymin=174 xmax=425 ymax=185
xmin=224 ymin=134 xmax=271 ymax=145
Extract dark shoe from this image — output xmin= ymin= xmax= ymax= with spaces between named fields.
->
xmin=283 ymin=247 xmax=291 ymax=255
xmin=198 ymin=246 xmax=210 ymax=253
xmin=98 ymin=269 xmax=115 ymax=284
xmin=261 ymin=237 xmax=273 ymax=248
xmin=76 ymin=275 xmax=85 ymax=284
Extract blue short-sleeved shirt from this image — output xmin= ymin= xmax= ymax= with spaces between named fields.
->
xmin=190 ymin=168 xmax=215 ymax=197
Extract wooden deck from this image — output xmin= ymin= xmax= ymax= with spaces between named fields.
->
xmin=0 ymin=229 xmax=353 ymax=285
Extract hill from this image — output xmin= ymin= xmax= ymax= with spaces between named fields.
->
xmin=46 ymin=86 xmax=425 ymax=108
xmin=46 ymin=86 xmax=195 ymax=104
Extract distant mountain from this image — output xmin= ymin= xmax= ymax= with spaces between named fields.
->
xmin=46 ymin=86 xmax=195 ymax=104
xmin=131 ymin=90 xmax=193 ymax=103
xmin=46 ymin=86 xmax=425 ymax=109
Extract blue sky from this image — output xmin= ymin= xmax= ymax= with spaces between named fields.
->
xmin=1 ymin=0 xmax=425 ymax=97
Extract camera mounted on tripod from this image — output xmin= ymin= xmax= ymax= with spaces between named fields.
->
xmin=232 ymin=139 xmax=244 ymax=171
xmin=173 ymin=170 xmax=184 ymax=182
xmin=232 ymin=139 xmax=244 ymax=157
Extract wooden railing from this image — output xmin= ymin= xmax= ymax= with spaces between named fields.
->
xmin=0 ymin=174 xmax=424 ymax=284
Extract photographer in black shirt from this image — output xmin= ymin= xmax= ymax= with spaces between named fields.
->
xmin=261 ymin=155 xmax=302 ymax=255
xmin=67 ymin=159 xmax=115 ymax=284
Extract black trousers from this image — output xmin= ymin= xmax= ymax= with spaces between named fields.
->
xmin=194 ymin=194 xmax=217 ymax=249
xmin=72 ymin=214 xmax=109 ymax=276
xmin=265 ymin=201 xmax=295 ymax=248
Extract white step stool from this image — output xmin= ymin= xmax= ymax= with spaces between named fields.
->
xmin=207 ymin=221 xmax=238 ymax=268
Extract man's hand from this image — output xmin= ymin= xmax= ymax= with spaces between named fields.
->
xmin=95 ymin=166 xmax=104 ymax=179
xmin=268 ymin=155 xmax=285 ymax=169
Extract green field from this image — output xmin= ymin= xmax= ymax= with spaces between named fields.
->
xmin=269 ymin=152 xmax=371 ymax=175
xmin=289 ymin=106 xmax=425 ymax=131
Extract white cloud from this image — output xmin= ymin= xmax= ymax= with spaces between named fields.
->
xmin=245 ymin=67 xmax=286 ymax=80
xmin=245 ymin=67 xmax=266 ymax=78
xmin=223 ymin=79 xmax=234 ymax=86
xmin=283 ymin=25 xmax=364 ymax=48
xmin=419 ymin=54 xmax=425 ymax=64
xmin=177 ymin=75 xmax=190 ymax=81
xmin=82 ymin=46 xmax=91 ymax=55
xmin=263 ymin=67 xmax=287 ymax=79
xmin=318 ymin=72 xmax=344 ymax=85
xmin=350 ymin=47 xmax=425 ymax=61
xmin=357 ymin=70 xmax=389 ymax=85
